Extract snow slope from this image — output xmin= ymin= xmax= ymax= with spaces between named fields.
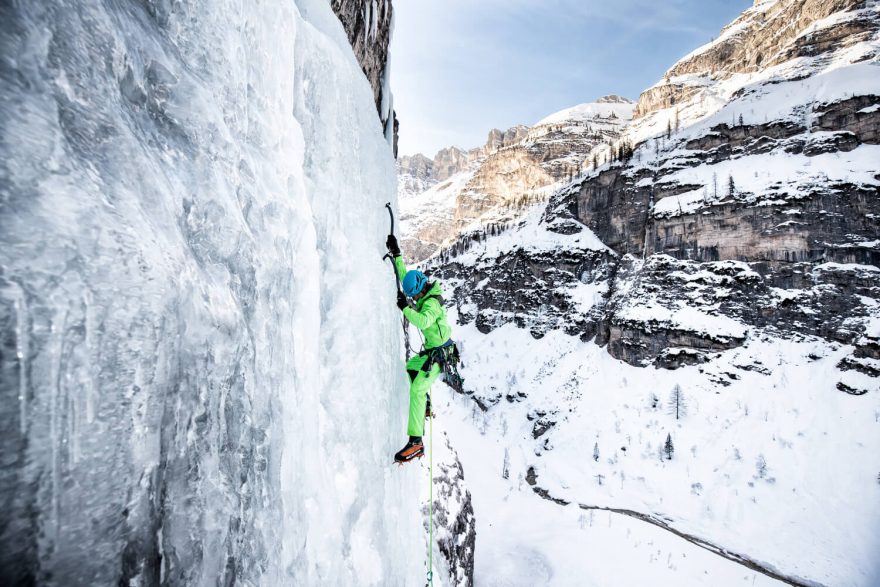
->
xmin=0 ymin=1 xmax=423 ymax=584
xmin=439 ymin=319 xmax=880 ymax=586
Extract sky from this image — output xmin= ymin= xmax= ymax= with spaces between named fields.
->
xmin=391 ymin=0 xmax=752 ymax=157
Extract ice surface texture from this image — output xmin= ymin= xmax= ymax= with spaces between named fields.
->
xmin=0 ymin=1 xmax=420 ymax=585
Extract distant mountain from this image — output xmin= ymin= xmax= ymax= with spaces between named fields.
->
xmin=398 ymin=96 xmax=634 ymax=262
xmin=422 ymin=0 xmax=880 ymax=585
xmin=397 ymin=126 xmax=528 ymax=200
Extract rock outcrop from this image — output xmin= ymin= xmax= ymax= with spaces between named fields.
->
xmin=397 ymin=153 xmax=435 ymax=196
xmin=331 ymin=0 xmax=398 ymax=153
xmin=430 ymin=434 xmax=477 ymax=587
xmin=397 ymin=125 xmax=532 ymax=200
xmin=471 ymin=126 xmax=530 ymax=161
xmin=433 ymin=147 xmax=471 ymax=182
xmin=632 ymin=0 xmax=870 ymax=119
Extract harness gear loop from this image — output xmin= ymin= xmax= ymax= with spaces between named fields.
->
xmin=419 ymin=339 xmax=464 ymax=393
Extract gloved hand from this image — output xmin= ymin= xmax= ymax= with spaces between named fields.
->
xmin=396 ymin=290 xmax=408 ymax=310
xmin=386 ymin=234 xmax=401 ymax=257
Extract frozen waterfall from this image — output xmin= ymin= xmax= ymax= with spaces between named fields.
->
xmin=0 ymin=0 xmax=423 ymax=584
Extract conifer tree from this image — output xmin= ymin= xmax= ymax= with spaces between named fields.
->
xmin=668 ymin=384 xmax=687 ymax=420
xmin=728 ymin=175 xmax=736 ymax=198
xmin=593 ymin=442 xmax=600 ymax=462
xmin=756 ymin=455 xmax=767 ymax=478
xmin=664 ymin=433 xmax=674 ymax=460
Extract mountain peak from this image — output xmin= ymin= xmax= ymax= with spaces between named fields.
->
xmin=535 ymin=100 xmax=635 ymax=127
xmin=596 ymin=95 xmax=634 ymax=104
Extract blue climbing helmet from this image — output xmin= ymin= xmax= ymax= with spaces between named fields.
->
xmin=402 ymin=270 xmax=427 ymax=297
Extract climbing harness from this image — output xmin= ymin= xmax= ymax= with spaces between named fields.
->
xmin=383 ymin=202 xmax=414 ymax=358
xmin=419 ymin=339 xmax=465 ymax=394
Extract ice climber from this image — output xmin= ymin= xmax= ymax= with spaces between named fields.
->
xmin=386 ymin=234 xmax=454 ymax=463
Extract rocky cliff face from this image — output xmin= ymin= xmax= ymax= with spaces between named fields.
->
xmin=397 ymin=126 xmax=531 ymax=200
xmin=430 ymin=432 xmax=477 ymax=587
xmin=632 ymin=0 xmax=871 ymax=119
xmin=399 ymin=98 xmax=634 ymax=262
xmin=558 ymin=95 xmax=880 ymax=264
xmin=471 ymin=126 xmax=530 ymax=161
xmin=397 ymin=153 xmax=435 ymax=196
xmin=433 ymin=146 xmax=470 ymax=181
xmin=331 ymin=0 xmax=398 ymax=154
xmin=426 ymin=0 xmax=880 ymax=397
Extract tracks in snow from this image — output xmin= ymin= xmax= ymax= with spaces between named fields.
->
xmin=525 ymin=467 xmax=825 ymax=587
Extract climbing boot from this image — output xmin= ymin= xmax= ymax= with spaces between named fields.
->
xmin=394 ymin=438 xmax=424 ymax=463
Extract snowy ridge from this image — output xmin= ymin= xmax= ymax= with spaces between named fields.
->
xmin=627 ymin=0 xmax=880 ymax=140
xmin=534 ymin=99 xmax=635 ymax=127
xmin=650 ymin=142 xmax=880 ymax=219
xmin=444 ymin=206 xmax=611 ymax=269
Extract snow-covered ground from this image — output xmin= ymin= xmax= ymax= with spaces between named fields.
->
xmin=434 ymin=317 xmax=880 ymax=586
xmin=434 ymin=396 xmax=787 ymax=587
xmin=651 ymin=144 xmax=880 ymax=219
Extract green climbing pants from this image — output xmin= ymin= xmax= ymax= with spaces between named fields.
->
xmin=405 ymin=353 xmax=441 ymax=438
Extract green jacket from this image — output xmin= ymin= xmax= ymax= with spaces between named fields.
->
xmin=394 ymin=255 xmax=452 ymax=349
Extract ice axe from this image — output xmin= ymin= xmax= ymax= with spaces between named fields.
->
xmin=382 ymin=202 xmax=403 ymax=294
xmin=383 ymin=202 xmax=411 ymax=357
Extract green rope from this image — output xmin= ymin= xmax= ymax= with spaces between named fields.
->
xmin=427 ymin=413 xmax=434 ymax=586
